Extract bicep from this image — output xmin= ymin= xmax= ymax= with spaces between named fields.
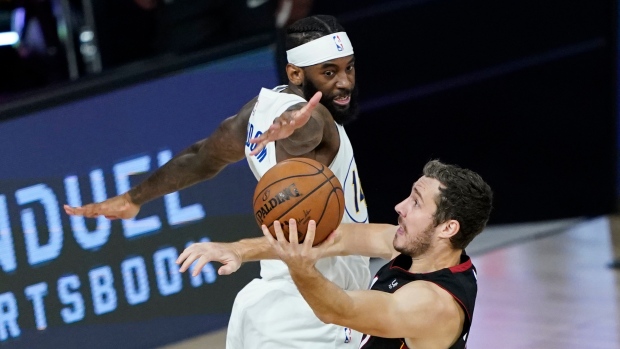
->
xmin=341 ymin=284 xmax=455 ymax=340
xmin=196 ymin=98 xmax=255 ymax=166
xmin=201 ymin=114 xmax=248 ymax=163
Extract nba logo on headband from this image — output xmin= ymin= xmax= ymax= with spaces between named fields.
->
xmin=333 ymin=35 xmax=344 ymax=51
xmin=286 ymin=32 xmax=354 ymax=67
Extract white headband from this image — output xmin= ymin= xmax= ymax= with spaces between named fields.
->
xmin=286 ymin=32 xmax=354 ymax=67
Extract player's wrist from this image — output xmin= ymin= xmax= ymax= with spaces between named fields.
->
xmin=125 ymin=189 xmax=144 ymax=206
xmin=289 ymin=263 xmax=320 ymax=280
xmin=228 ymin=242 xmax=245 ymax=264
xmin=234 ymin=237 xmax=269 ymax=262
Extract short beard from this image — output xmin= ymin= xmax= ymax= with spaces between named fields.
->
xmin=302 ymin=78 xmax=360 ymax=125
xmin=394 ymin=222 xmax=435 ymax=258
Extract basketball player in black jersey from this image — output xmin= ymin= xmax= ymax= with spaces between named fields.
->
xmin=260 ymin=160 xmax=493 ymax=349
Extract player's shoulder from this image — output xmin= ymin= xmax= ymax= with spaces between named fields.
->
xmin=235 ymin=86 xmax=299 ymax=120
xmin=271 ymin=84 xmax=292 ymax=94
xmin=401 ymin=281 xmax=463 ymax=318
xmin=235 ymin=95 xmax=260 ymax=121
xmin=398 ymin=281 xmax=448 ymax=304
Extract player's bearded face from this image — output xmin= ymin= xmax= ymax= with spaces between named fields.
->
xmin=302 ymin=78 xmax=359 ymax=125
xmin=394 ymin=220 xmax=435 ymax=258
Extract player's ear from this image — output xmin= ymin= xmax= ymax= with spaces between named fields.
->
xmin=439 ymin=219 xmax=460 ymax=239
xmin=286 ymin=64 xmax=304 ymax=86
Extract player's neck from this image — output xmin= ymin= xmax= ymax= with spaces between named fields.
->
xmin=408 ymin=248 xmax=462 ymax=273
xmin=285 ymin=84 xmax=304 ymax=98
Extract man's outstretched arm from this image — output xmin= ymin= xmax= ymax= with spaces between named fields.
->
xmin=176 ymin=221 xmax=398 ymax=276
xmin=63 ymin=100 xmax=254 ymax=219
xmin=127 ymin=113 xmax=249 ymax=205
xmin=64 ymin=91 xmax=324 ymax=220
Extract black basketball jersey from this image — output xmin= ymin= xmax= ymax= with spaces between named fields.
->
xmin=359 ymin=253 xmax=477 ymax=349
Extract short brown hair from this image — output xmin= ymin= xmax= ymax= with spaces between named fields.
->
xmin=423 ymin=160 xmax=493 ymax=249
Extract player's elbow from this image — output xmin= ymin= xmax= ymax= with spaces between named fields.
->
xmin=313 ymin=307 xmax=353 ymax=327
xmin=314 ymin=310 xmax=339 ymax=325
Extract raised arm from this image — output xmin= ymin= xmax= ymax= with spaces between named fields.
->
xmin=249 ymin=91 xmax=327 ymax=156
xmin=176 ymin=221 xmax=398 ymax=276
xmin=64 ymin=98 xmax=256 ymax=219
xmin=127 ymin=105 xmax=251 ymax=205
xmin=266 ymin=220 xmax=465 ymax=348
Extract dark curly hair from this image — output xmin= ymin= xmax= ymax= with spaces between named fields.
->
xmin=285 ymin=15 xmax=346 ymax=50
xmin=423 ymin=160 xmax=494 ymax=249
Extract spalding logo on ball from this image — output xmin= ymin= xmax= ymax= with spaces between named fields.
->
xmin=253 ymin=158 xmax=345 ymax=245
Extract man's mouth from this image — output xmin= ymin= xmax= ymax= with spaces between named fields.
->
xmin=396 ymin=224 xmax=405 ymax=235
xmin=333 ymin=95 xmax=350 ymax=106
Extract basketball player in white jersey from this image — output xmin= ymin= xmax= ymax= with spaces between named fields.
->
xmin=65 ymin=15 xmax=370 ymax=348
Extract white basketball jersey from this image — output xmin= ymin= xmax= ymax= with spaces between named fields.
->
xmin=245 ymin=86 xmax=370 ymax=291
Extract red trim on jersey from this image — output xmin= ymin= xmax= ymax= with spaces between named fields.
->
xmin=389 ymin=254 xmax=473 ymax=275
xmin=388 ymin=256 xmax=412 ymax=273
xmin=449 ymin=258 xmax=473 ymax=273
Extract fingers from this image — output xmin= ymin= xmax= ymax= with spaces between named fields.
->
xmin=176 ymin=248 xmax=191 ymax=265
xmin=273 ymin=220 xmax=287 ymax=243
xmin=261 ymin=224 xmax=276 ymax=242
xmin=248 ymin=122 xmax=284 ymax=154
xmin=263 ymin=219 xmax=313 ymax=246
xmin=64 ymin=204 xmax=91 ymax=216
xmin=248 ymin=124 xmax=279 ymax=155
xmin=248 ymin=93 xmax=321 ymax=153
xmin=305 ymin=91 xmax=322 ymax=110
xmin=218 ymin=260 xmax=241 ymax=275
xmin=249 ymin=122 xmax=281 ymax=143
xmin=291 ymin=93 xmax=320 ymax=123
xmin=63 ymin=205 xmax=77 ymax=215
xmin=177 ymin=243 xmax=241 ymax=277
xmin=178 ymin=253 xmax=198 ymax=274
xmin=180 ymin=256 xmax=215 ymax=277
xmin=191 ymin=257 xmax=211 ymax=277
xmin=263 ymin=220 xmax=295 ymax=250
xmin=64 ymin=203 xmax=101 ymax=218
xmin=304 ymin=220 xmax=316 ymax=247
xmin=176 ymin=245 xmax=203 ymax=273
xmin=249 ymin=142 xmax=266 ymax=156
xmin=297 ymin=92 xmax=322 ymax=116
xmin=64 ymin=194 xmax=139 ymax=220
xmin=288 ymin=219 xmax=298 ymax=244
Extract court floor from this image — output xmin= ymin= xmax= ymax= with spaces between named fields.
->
xmin=160 ymin=215 xmax=620 ymax=349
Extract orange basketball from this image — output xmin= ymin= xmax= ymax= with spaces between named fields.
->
xmin=253 ymin=158 xmax=345 ymax=246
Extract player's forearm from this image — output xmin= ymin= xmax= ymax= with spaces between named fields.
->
xmin=127 ymin=130 xmax=247 ymax=205
xmin=289 ymin=266 xmax=355 ymax=324
xmin=325 ymin=223 xmax=397 ymax=260
xmin=233 ymin=237 xmax=279 ymax=262
xmin=127 ymin=154 xmax=214 ymax=205
xmin=232 ymin=224 xmax=397 ymax=263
